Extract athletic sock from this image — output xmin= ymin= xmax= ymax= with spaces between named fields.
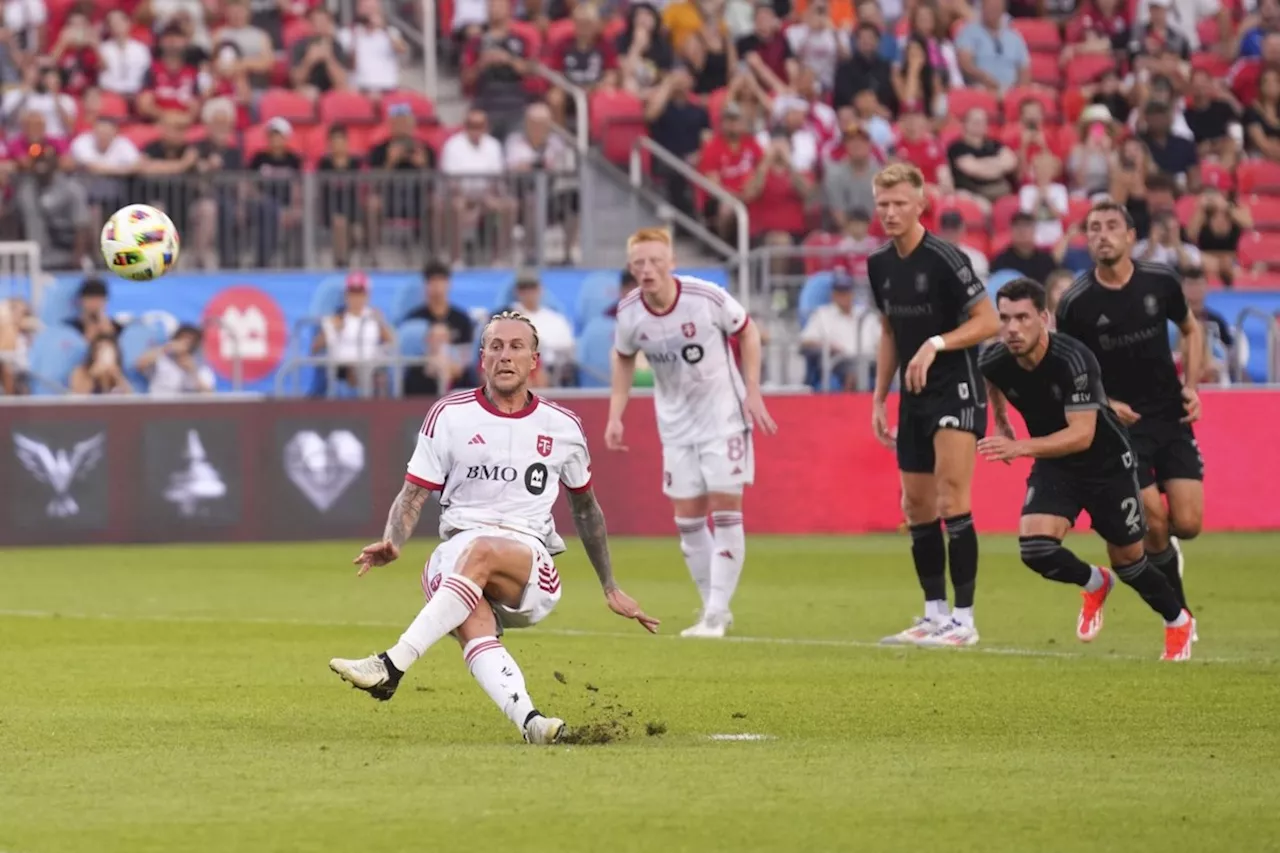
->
xmin=1113 ymin=555 xmax=1183 ymax=622
xmin=1084 ymin=566 xmax=1107 ymax=592
xmin=385 ymin=575 xmax=483 ymax=671
xmin=944 ymin=513 xmax=978 ymax=610
xmin=674 ymin=516 xmax=714 ymax=608
xmin=706 ymin=511 xmax=745 ymax=615
xmin=1018 ymin=536 xmax=1093 ymax=586
xmin=462 ymin=636 xmax=537 ymax=732
xmin=909 ymin=519 xmax=948 ymax=616
xmin=1147 ymin=546 xmax=1187 ymax=610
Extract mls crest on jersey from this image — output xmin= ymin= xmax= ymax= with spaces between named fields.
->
xmin=958 ymin=266 xmax=972 ymax=284
xmin=916 ymin=273 xmax=929 ymax=293
xmin=1074 ymin=372 xmax=1089 ymax=391
xmin=681 ymin=322 xmax=697 ymax=338
xmin=536 ymin=434 xmax=553 ymax=457
xmin=1144 ymin=294 xmax=1158 ymax=316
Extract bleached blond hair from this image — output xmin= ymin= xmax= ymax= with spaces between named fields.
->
xmin=873 ymin=163 xmax=926 ymax=196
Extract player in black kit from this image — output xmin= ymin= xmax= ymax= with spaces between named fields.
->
xmin=867 ymin=163 xmax=1000 ymax=647
xmin=978 ymin=279 xmax=1195 ymax=661
xmin=1055 ymin=202 xmax=1205 ymax=626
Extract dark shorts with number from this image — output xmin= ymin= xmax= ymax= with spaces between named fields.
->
xmin=897 ymin=390 xmax=987 ymax=474
xmin=1023 ymin=460 xmax=1147 ymax=546
xmin=1127 ymin=418 xmax=1204 ymax=490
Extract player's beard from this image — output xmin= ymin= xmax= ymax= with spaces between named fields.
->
xmin=1092 ymin=244 xmax=1125 ymax=267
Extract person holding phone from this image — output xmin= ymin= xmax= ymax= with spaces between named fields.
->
xmin=69 ymin=334 xmax=133 ymax=395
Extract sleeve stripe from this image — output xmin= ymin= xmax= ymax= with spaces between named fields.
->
xmin=924 ymin=233 xmax=972 ymax=275
xmin=423 ymin=392 xmax=475 ymax=438
xmin=541 ymin=399 xmax=587 ymax=438
xmin=405 ymin=473 xmax=443 ymax=490
xmin=1064 ymin=403 xmax=1100 ymax=413
xmin=684 ymin=281 xmax=728 ymax=304
xmin=732 ymin=314 xmax=750 ymax=335
xmin=564 ymin=476 xmax=592 ymax=493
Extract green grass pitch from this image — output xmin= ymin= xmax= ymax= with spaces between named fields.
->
xmin=2 ymin=534 xmax=1279 ymax=853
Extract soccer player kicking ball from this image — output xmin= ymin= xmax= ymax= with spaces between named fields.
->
xmin=867 ymin=164 xmax=999 ymax=647
xmin=1055 ymin=202 xmax=1204 ymax=634
xmin=606 ymin=228 xmax=776 ymax=639
xmin=329 ymin=312 xmax=659 ymax=744
xmin=978 ymin=279 xmax=1195 ymax=661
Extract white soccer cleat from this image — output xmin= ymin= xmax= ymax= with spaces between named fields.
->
xmin=918 ymin=619 xmax=980 ymax=647
xmin=329 ymin=653 xmax=400 ymax=701
xmin=680 ymin=611 xmax=732 ymax=638
xmin=879 ymin=616 xmax=946 ymax=646
xmin=523 ymin=714 xmax=566 ymax=745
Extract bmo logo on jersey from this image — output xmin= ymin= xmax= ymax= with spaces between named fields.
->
xmin=466 ymin=465 xmax=518 ymax=482
xmin=525 ymin=462 xmax=549 ymax=495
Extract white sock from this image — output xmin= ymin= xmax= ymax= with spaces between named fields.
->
xmin=1084 ymin=566 xmax=1107 ymax=592
xmin=386 ymin=575 xmax=483 ymax=672
xmin=675 ymin=516 xmax=713 ymax=607
xmin=706 ymin=511 xmax=745 ymax=615
xmin=952 ymin=606 xmax=974 ymax=629
xmin=1166 ymin=609 xmax=1190 ymax=628
xmin=925 ymin=599 xmax=950 ymax=622
xmin=463 ymin=636 xmax=538 ymax=731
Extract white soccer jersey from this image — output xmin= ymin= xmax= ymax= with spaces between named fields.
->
xmin=614 ymin=275 xmax=751 ymax=447
xmin=406 ymin=388 xmax=591 ymax=555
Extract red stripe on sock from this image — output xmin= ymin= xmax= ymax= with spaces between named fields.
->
xmin=464 ymin=640 xmax=504 ymax=666
xmin=443 ymin=577 xmax=480 ymax=611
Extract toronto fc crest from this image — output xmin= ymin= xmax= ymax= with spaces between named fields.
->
xmin=536 ymin=435 xmax=554 ymax=457
xmin=681 ymin=322 xmax=697 ymax=338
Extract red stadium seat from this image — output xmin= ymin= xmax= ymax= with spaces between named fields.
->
xmin=1064 ymin=54 xmax=1116 ymax=86
xmin=381 ymin=90 xmax=436 ymax=122
xmin=259 ymin=88 xmax=317 ymax=124
xmin=318 ymin=90 xmax=378 ymax=124
xmin=1237 ymin=230 xmax=1280 ymax=269
xmin=938 ymin=194 xmax=987 ymax=230
xmin=1232 ymin=270 xmax=1280 ymax=288
xmin=992 ymin=195 xmax=1022 ymax=231
xmin=1237 ymin=160 xmax=1280 ymax=194
xmin=947 ymin=87 xmax=1000 ymax=122
xmin=99 ymin=91 xmax=129 ymax=120
xmin=1200 ymin=160 xmax=1234 ymax=192
xmin=1012 ymin=19 xmax=1062 ymax=52
xmin=1247 ymin=195 xmax=1280 ymax=231
xmin=1061 ymin=88 xmax=1087 ymax=123
xmin=120 ymin=123 xmax=160 ymax=149
xmin=1002 ymin=86 xmax=1060 ymax=124
xmin=1029 ymin=52 xmax=1061 ymax=88
xmin=590 ymin=89 xmax=647 ymax=165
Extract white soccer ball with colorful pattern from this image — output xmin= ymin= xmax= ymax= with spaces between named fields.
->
xmin=100 ymin=204 xmax=181 ymax=281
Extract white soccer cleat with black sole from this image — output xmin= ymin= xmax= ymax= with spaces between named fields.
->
xmin=880 ymin=616 xmax=947 ymax=646
xmin=680 ymin=611 xmax=732 ymax=638
xmin=523 ymin=714 xmax=566 ymax=745
xmin=329 ymin=653 xmax=401 ymax=701
xmin=918 ymin=619 xmax=980 ymax=647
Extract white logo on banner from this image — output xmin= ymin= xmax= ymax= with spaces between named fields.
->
xmin=284 ymin=430 xmax=365 ymax=511
xmin=164 ymin=430 xmax=228 ymax=517
xmin=219 ymin=306 xmax=269 ymax=360
xmin=13 ymin=432 xmax=105 ymax=517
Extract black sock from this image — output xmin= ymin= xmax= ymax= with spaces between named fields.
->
xmin=1018 ymin=536 xmax=1093 ymax=586
xmin=1147 ymin=546 xmax=1187 ymax=610
xmin=1114 ymin=555 xmax=1183 ymax=622
xmin=909 ymin=519 xmax=948 ymax=604
xmin=944 ymin=513 xmax=978 ymax=608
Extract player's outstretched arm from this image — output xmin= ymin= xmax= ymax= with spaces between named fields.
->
xmin=979 ymin=410 xmax=1097 ymax=462
xmin=566 ymin=487 xmax=660 ymax=633
xmin=353 ymin=481 xmax=434 ymax=576
xmin=605 ymin=350 xmax=636 ymax=450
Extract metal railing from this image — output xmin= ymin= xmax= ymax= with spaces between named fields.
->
xmin=1235 ymin=307 xmax=1278 ymax=384
xmin=527 ymin=64 xmax=590 ymax=154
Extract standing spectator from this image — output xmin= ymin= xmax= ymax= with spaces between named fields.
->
xmin=205 ymin=44 xmax=253 ymax=131
xmin=213 ymin=0 xmax=276 ymax=91
xmin=892 ymin=108 xmax=951 ymax=190
xmin=787 ymin=2 xmax=849 ymax=93
xmin=16 ymin=143 xmax=91 ymax=269
xmin=66 ymin=277 xmax=122 ymax=341
xmin=1134 ymin=209 xmax=1201 ymax=268
xmin=1229 ymin=31 xmax=1280 ymax=108
xmin=99 ymin=10 xmax=154 ymax=98
xmin=69 ymin=335 xmax=132 ymax=395
xmin=955 ymin=0 xmax=1031 ymax=92
xmin=901 ymin=2 xmax=964 ymax=89
xmin=290 ymin=6 xmax=351 ymax=99
xmin=136 ymin=323 xmax=216 ymax=394
xmin=1068 ymin=105 xmax=1117 ymax=197
xmin=683 ymin=23 xmax=735 ymax=94
xmin=892 ymin=36 xmax=944 ymax=118
xmin=799 ymin=273 xmax=878 ymax=390
xmin=311 ymin=271 xmax=394 ymax=396
xmin=248 ymin=0 xmax=297 ymax=49
xmin=548 ymin=2 xmax=618 ymax=123
xmin=937 ymin=209 xmax=991 ymax=282
xmin=1139 ymin=99 xmax=1200 ymax=189
xmin=947 ymin=107 xmax=1019 ymax=205
xmin=440 ymin=107 xmax=517 ymax=264
xmin=137 ymin=24 xmax=205 ymax=122
xmin=833 ymin=23 xmax=895 ymax=112
xmin=645 ymin=66 xmax=710 ymax=213
xmin=1065 ymin=0 xmax=1131 ymax=61
xmin=849 ymin=88 xmax=894 ymax=150
xmin=147 ymin=0 xmax=215 ymax=51
xmin=1184 ymin=67 xmax=1241 ymax=166
xmin=1133 ymin=0 xmax=1228 ymax=53
xmin=1018 ymin=152 xmax=1069 ymax=247
xmin=823 ymin=123 xmax=876 ymax=230
xmin=742 ymin=131 xmax=813 ymax=252
xmin=505 ymin=102 xmax=580 ymax=263
xmin=316 ymin=125 xmax=363 ymax=268
xmin=338 ymin=0 xmax=409 ymax=96
xmin=1243 ymin=67 xmax=1280 ymax=161
xmin=0 ymin=296 xmax=35 ymax=395
xmin=3 ymin=0 xmax=46 ymax=54
xmin=1188 ymin=188 xmax=1251 ymax=283
xmin=736 ymin=0 xmax=796 ymax=92
xmin=2 ymin=62 xmax=76 ymax=138
xmin=462 ymin=0 xmax=532 ymax=140
xmin=366 ymin=104 xmax=435 ymax=258
xmin=190 ymin=103 xmax=244 ymax=268
xmin=766 ymin=94 xmax=821 ymax=173
xmin=403 ymin=322 xmax=476 ymax=396
xmin=511 ymin=273 xmax=575 ymax=386
xmin=1008 ymin=98 xmax=1052 ymax=184
xmin=71 ymin=116 xmax=140 ymax=226
xmin=699 ymin=101 xmax=764 ymax=238
xmin=1241 ymin=0 xmax=1280 ymax=59
xmin=138 ymin=111 xmax=199 ymax=237
xmin=247 ymin=117 xmax=304 ymax=266
xmin=992 ymin=212 xmax=1059 ymax=282
xmin=1128 ymin=0 xmax=1190 ymax=88
xmin=50 ymin=9 xmax=100 ymax=97
xmin=616 ymin=1 xmax=674 ymax=95
xmin=404 ymin=260 xmax=476 ymax=345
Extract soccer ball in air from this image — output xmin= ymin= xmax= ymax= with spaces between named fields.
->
xmin=101 ymin=204 xmax=181 ymax=281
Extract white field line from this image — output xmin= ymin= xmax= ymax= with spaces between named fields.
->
xmin=0 ymin=608 xmax=1267 ymax=666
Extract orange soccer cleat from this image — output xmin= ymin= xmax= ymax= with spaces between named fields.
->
xmin=1162 ymin=612 xmax=1196 ymax=661
xmin=1077 ymin=567 xmax=1115 ymax=642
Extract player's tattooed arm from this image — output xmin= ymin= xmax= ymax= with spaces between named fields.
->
xmin=567 ymin=488 xmax=617 ymax=592
xmin=384 ymin=481 xmax=433 ymax=550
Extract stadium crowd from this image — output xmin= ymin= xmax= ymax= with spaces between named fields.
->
xmin=0 ymin=0 xmax=1276 ymax=395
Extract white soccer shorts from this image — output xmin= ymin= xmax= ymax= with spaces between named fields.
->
xmin=421 ymin=527 xmax=562 ymax=629
xmin=661 ymin=432 xmax=755 ymax=499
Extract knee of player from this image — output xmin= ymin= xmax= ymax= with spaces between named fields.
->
xmin=933 ymin=489 xmax=970 ymax=520
xmin=1143 ymin=509 xmax=1170 ymax=541
xmin=901 ymin=492 xmax=933 ymax=523
xmin=456 ymin=539 xmax=501 ymax=585
xmin=1168 ymin=507 xmax=1203 ymax=539
xmin=1018 ymin=536 xmax=1062 ymax=574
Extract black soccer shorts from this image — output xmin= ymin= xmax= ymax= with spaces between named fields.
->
xmin=896 ymin=394 xmax=987 ymax=475
xmin=1022 ymin=460 xmax=1148 ymax=547
xmin=1126 ymin=418 xmax=1204 ymax=490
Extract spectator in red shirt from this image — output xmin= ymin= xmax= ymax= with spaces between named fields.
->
xmin=547 ymin=1 xmax=617 ymax=125
xmin=1229 ymin=31 xmax=1280 ymax=108
xmin=1065 ymin=0 xmax=1130 ymax=59
xmin=463 ymin=0 xmax=533 ymax=141
xmin=735 ymin=1 xmax=795 ymax=92
xmin=50 ymin=10 xmax=101 ymax=98
xmin=206 ymin=44 xmax=253 ymax=130
xmin=743 ymin=130 xmax=814 ymax=253
xmin=699 ymin=100 xmax=764 ymax=238
xmin=137 ymin=24 xmax=205 ymax=122
xmin=1010 ymin=97 xmax=1052 ymax=184
xmin=891 ymin=108 xmax=951 ymax=191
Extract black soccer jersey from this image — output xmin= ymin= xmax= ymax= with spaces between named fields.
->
xmin=867 ymin=231 xmax=988 ymax=403
xmin=1054 ymin=261 xmax=1189 ymax=421
xmin=980 ymin=333 xmax=1134 ymax=478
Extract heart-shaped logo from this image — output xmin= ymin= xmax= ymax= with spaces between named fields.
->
xmin=283 ymin=430 xmax=366 ymax=511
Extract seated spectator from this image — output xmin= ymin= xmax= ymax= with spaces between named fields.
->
xmin=136 ymin=323 xmax=216 ymax=394
xmin=0 ymin=297 xmax=35 ymax=396
xmin=947 ymin=107 xmax=1018 ymax=205
xmin=892 ymin=36 xmax=944 ymax=119
xmin=248 ymin=117 xmax=305 ymax=267
xmin=190 ymin=103 xmax=245 ymax=269
xmin=938 ymin=209 xmax=991 ymax=282
xmin=892 ymin=108 xmax=951 ymax=191
xmin=506 ymin=102 xmax=580 ymax=263
xmin=1139 ymin=100 xmax=1200 ymax=189
xmin=992 ymin=212 xmax=1058 ymax=283
xmin=1128 ymin=0 xmax=1190 ymax=89
xmin=1086 ymin=67 xmax=1133 ymax=123
xmin=1068 ymin=104 xmax=1117 ymax=197
xmin=51 ymin=10 xmax=101 ymax=98
xmin=17 ymin=143 xmax=92 ymax=270
xmin=833 ymin=22 xmax=895 ymax=113
xmin=98 ymin=10 xmax=153 ymax=98
xmin=2 ymin=62 xmax=76 ymax=138
xmin=605 ymin=269 xmax=639 ymax=317
xmin=736 ymin=1 xmax=795 ymax=93
xmin=404 ymin=261 xmax=477 ymax=346
xmin=138 ymin=111 xmax=199 ymax=238
xmin=683 ymin=21 xmax=735 ymax=95
xmin=337 ymin=0 xmax=408 ymax=95
xmin=616 ymin=1 xmax=674 ymax=95
xmin=763 ymin=94 xmax=820 ymax=172
xmin=1007 ymin=98 xmax=1053 ymax=183
xmin=365 ymin=104 xmax=435 ymax=260
xmin=462 ymin=0 xmax=532 ymax=140
xmin=787 ymin=1 xmax=848 ymax=94
xmin=1124 ymin=170 xmax=1177 ymax=240
xmin=699 ymin=100 xmax=764 ymax=238
xmin=1241 ymin=0 xmax=1280 ymax=60
xmin=311 ymin=272 xmax=394 ymax=396
xmin=662 ymin=0 xmax=713 ymax=53
xmin=316 ymin=126 xmax=363 ymax=268
xmin=1228 ymin=31 xmax=1280 ymax=109
xmin=1244 ymin=67 xmax=1280 ymax=161
xmin=856 ymin=0 xmax=899 ymax=63
xmin=148 ymin=0 xmax=215 ymax=51
xmin=849 ymin=88 xmax=894 ymax=150
xmin=901 ymin=2 xmax=964 ymax=89
xmin=1181 ymin=267 xmax=1236 ymax=383
xmin=441 ymin=107 xmax=516 ymax=264
xmin=823 ymin=124 xmax=876 ymax=230
xmin=252 ymin=0 xmax=313 ymax=48
xmin=645 ymin=66 xmax=710 ymax=213
xmin=404 ymin=321 xmax=477 ymax=396
xmin=511 ymin=272 xmax=575 ymax=386
xmin=71 ymin=116 xmax=141 ymax=226
xmin=1184 ymin=67 xmax=1241 ymax=167
xmin=1064 ymin=0 xmax=1131 ymax=60
xmin=1045 ymin=268 xmax=1076 ymax=319
xmin=791 ymin=68 xmax=840 ymax=150
xmin=205 ymin=45 xmax=253 ymax=131
xmin=1018 ymin=152 xmax=1069 ymax=247
xmin=137 ymin=24 xmax=205 ymax=122
xmin=743 ymin=130 xmax=814 ymax=251
xmin=69 ymin=334 xmax=133 ymax=395
xmin=213 ymin=0 xmax=276 ymax=91
xmin=3 ymin=0 xmax=47 ymax=53
xmin=955 ymin=0 xmax=1031 ymax=92
xmin=799 ymin=272 xmax=879 ymax=390
xmin=548 ymin=1 xmax=618 ymax=122
xmin=290 ymin=6 xmax=351 ymax=100
xmin=1187 ymin=188 xmax=1251 ymax=284
xmin=1135 ymin=210 xmax=1202 ymax=268
xmin=66 ymin=277 xmax=122 ymax=341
